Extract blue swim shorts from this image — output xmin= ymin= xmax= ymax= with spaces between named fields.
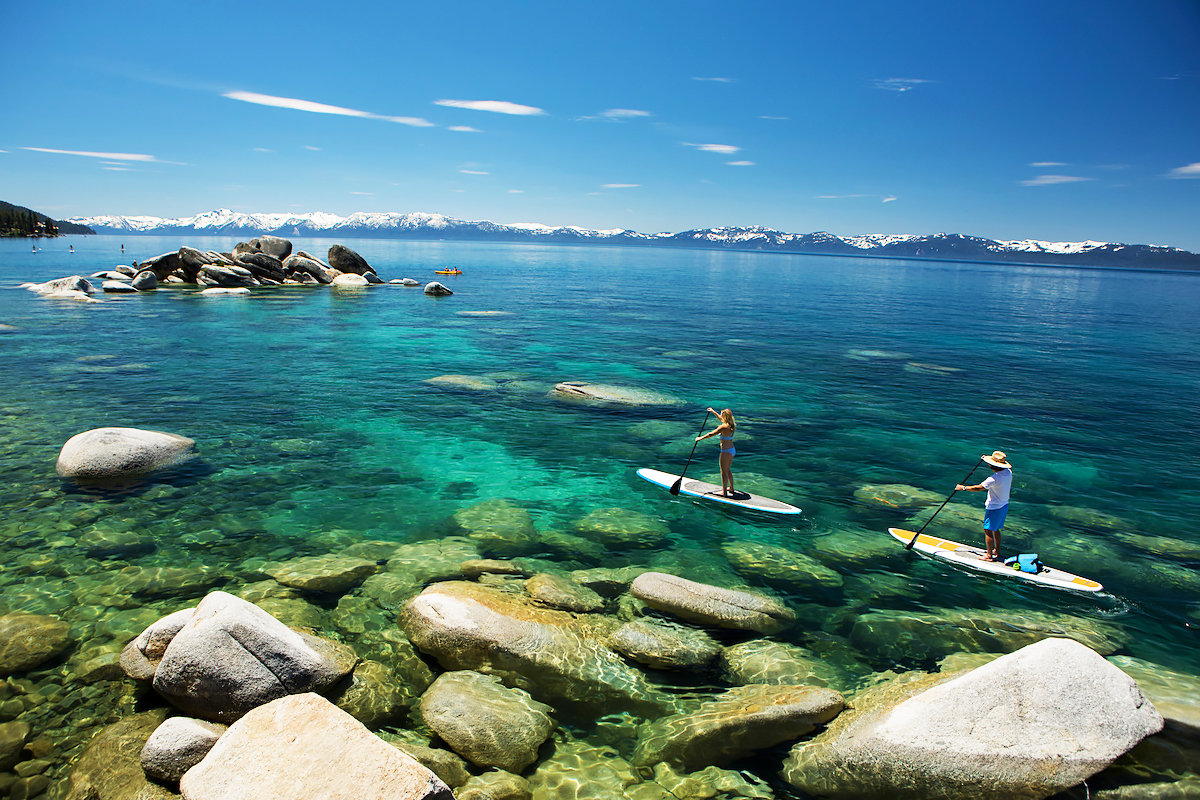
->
xmin=983 ymin=505 xmax=1008 ymax=531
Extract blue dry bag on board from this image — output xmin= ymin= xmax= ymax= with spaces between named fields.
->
xmin=1004 ymin=554 xmax=1041 ymax=574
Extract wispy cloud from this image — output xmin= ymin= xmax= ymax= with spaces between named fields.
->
xmin=1030 ymin=161 xmax=1066 ymax=167
xmin=434 ymin=99 xmax=546 ymax=116
xmin=1167 ymin=162 xmax=1200 ymax=179
xmin=602 ymin=183 xmax=639 ymax=188
xmin=726 ymin=160 xmax=755 ymax=166
xmin=459 ymin=169 xmax=488 ymax=175
xmin=103 ymin=166 xmax=133 ymax=171
xmin=0 ymin=149 xmax=7 ymax=153
xmin=693 ymin=77 xmax=733 ymax=83
xmin=22 ymin=147 xmax=160 ymax=162
xmin=448 ymin=126 xmax=482 ymax=132
xmin=1019 ymin=175 xmax=1093 ymax=186
xmin=253 ymin=147 xmax=274 ymax=153
xmin=760 ymin=116 xmax=788 ymax=120
xmin=685 ymin=142 xmax=740 ymax=154
xmin=873 ymin=78 xmax=930 ymax=92
xmin=507 ymin=189 xmax=524 ymax=193
xmin=818 ymin=194 xmax=897 ymax=203
xmin=224 ymin=91 xmax=435 ymax=127
xmin=349 ymin=191 xmax=373 ymax=195
xmin=601 ymin=109 xmax=651 ymax=118
xmin=303 ymin=145 xmax=321 ymax=151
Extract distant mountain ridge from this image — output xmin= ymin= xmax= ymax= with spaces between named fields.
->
xmin=68 ymin=209 xmax=1200 ymax=270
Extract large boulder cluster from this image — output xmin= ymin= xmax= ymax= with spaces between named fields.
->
xmin=139 ymin=239 xmax=375 ymax=288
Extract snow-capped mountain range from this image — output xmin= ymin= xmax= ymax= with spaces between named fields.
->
xmin=68 ymin=209 xmax=1200 ymax=270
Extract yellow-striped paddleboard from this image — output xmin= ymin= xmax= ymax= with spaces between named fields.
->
xmin=889 ymin=528 xmax=1104 ymax=594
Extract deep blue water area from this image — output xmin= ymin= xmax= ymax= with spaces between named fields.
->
xmin=2 ymin=235 xmax=1199 ymax=790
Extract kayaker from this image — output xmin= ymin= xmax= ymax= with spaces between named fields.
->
xmin=956 ymin=451 xmax=1013 ymax=562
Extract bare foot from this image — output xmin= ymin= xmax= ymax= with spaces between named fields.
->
xmin=979 ymin=554 xmax=997 ymax=562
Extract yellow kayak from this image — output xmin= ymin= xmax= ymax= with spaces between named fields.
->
xmin=434 ymin=269 xmax=462 ymax=275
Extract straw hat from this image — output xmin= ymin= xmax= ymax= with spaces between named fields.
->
xmin=982 ymin=450 xmax=1012 ymax=469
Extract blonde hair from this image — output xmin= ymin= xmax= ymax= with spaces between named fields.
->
xmin=720 ymin=409 xmax=736 ymax=432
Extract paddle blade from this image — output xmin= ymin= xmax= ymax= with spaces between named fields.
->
xmin=669 ymin=478 xmax=683 ymax=495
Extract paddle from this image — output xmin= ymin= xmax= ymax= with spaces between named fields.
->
xmin=670 ymin=410 xmax=711 ymax=495
xmin=905 ymin=459 xmax=983 ymax=549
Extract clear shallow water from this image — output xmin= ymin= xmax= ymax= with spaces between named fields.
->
xmin=2 ymin=236 xmax=1199 ymax=792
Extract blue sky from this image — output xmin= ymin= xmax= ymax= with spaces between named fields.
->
xmin=3 ymin=1 xmax=1199 ymax=249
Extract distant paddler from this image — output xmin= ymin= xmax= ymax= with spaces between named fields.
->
xmin=956 ymin=450 xmax=1013 ymax=562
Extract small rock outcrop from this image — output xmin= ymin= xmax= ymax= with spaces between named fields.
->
xmin=332 ymin=273 xmax=370 ymax=287
xmin=55 ymin=427 xmax=196 ymax=480
xmin=782 ymin=638 xmax=1164 ymax=800
xmin=102 ymin=280 xmax=137 ymax=293
xmin=424 ymin=281 xmax=453 ymax=296
xmin=420 ymin=671 xmax=555 ymax=773
xmin=120 ymin=607 xmax=197 ymax=680
xmin=180 ymin=693 xmax=454 ymax=800
xmin=282 ymin=254 xmax=333 ymax=284
xmin=23 ymin=275 xmax=95 ymax=295
xmin=131 ymin=270 xmax=158 ymax=290
xmin=328 ymin=244 xmax=375 ymax=275
xmin=140 ymin=716 xmax=227 ymax=781
xmin=630 ymin=572 xmax=796 ymax=634
xmin=149 ymin=591 xmax=357 ymax=722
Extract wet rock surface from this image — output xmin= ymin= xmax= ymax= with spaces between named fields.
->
xmin=609 ymin=619 xmax=720 ymax=671
xmin=180 ymin=693 xmax=453 ymax=800
xmin=401 ymin=581 xmax=666 ymax=714
xmin=634 ymin=683 xmax=845 ymax=770
xmin=782 ymin=638 xmax=1164 ymax=800
xmin=631 ymin=572 xmax=796 ymax=634
xmin=420 ymin=670 xmax=555 ymax=772
xmin=139 ymin=715 xmax=227 ymax=781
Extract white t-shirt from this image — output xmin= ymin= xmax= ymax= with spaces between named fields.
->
xmin=981 ymin=469 xmax=1012 ymax=509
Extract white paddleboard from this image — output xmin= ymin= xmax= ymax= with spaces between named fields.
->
xmin=889 ymin=528 xmax=1104 ymax=593
xmin=637 ymin=468 xmax=801 ymax=514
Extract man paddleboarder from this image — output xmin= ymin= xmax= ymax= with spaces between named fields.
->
xmin=955 ymin=451 xmax=1013 ymax=562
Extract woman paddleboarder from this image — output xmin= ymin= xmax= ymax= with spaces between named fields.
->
xmin=696 ymin=408 xmax=738 ymax=497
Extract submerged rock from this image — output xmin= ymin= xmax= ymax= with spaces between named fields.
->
xmin=180 ymin=693 xmax=453 ymax=800
xmin=782 ymin=638 xmax=1163 ymax=800
xmin=56 ymin=427 xmax=195 ymax=479
xmin=552 ymin=381 xmax=683 ymax=407
xmin=423 ymin=374 xmax=500 ymax=392
xmin=401 ymin=581 xmax=666 ymax=714
xmin=1107 ymin=656 xmax=1200 ymax=734
xmin=330 ymin=658 xmax=412 ymax=729
xmin=630 ymin=572 xmax=796 ymax=634
xmin=455 ymin=770 xmax=531 ymax=800
xmin=806 ymin=528 xmax=902 ymax=569
xmin=453 ymin=499 xmax=539 ymax=557
xmin=609 ymin=619 xmax=721 ymax=671
xmin=848 ymin=608 xmax=1129 ymax=665
xmin=0 ymin=613 xmax=71 ymax=675
xmin=266 ymin=554 xmax=378 ymax=593
xmin=633 ymin=683 xmax=845 ymax=770
xmin=573 ymin=507 xmax=670 ymax=550
xmin=420 ymin=670 xmax=555 ymax=773
xmin=526 ymin=573 xmax=604 ymax=612
xmin=723 ymin=540 xmax=844 ymax=590
xmin=63 ymin=709 xmax=171 ymax=800
xmin=721 ymin=639 xmax=846 ymax=688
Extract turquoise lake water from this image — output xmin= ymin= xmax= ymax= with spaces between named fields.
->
xmin=1 ymin=235 xmax=1199 ymax=793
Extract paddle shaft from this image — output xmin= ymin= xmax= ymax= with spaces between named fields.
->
xmin=905 ymin=459 xmax=983 ymax=549
xmin=670 ymin=410 xmax=712 ymax=495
